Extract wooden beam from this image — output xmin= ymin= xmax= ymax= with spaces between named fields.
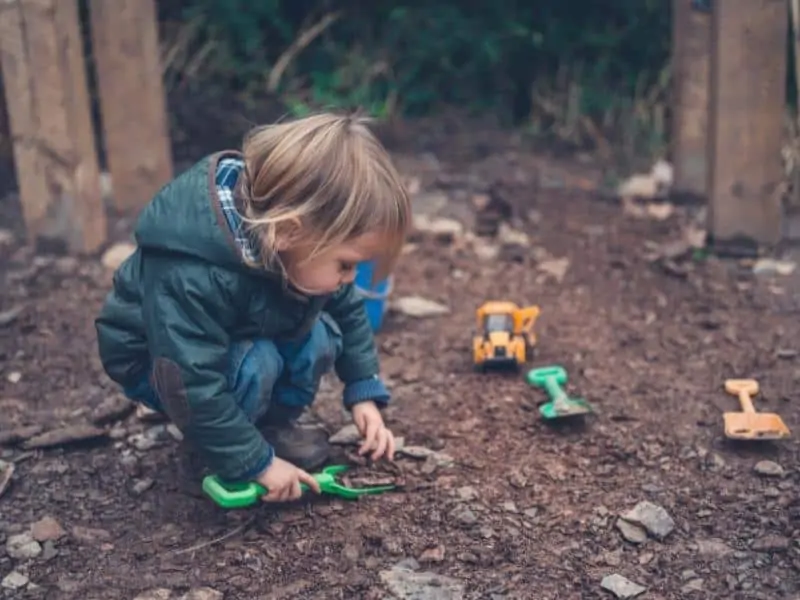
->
xmin=670 ymin=0 xmax=712 ymax=201
xmin=0 ymin=0 xmax=107 ymax=254
xmin=89 ymin=0 xmax=173 ymax=213
xmin=707 ymin=0 xmax=787 ymax=247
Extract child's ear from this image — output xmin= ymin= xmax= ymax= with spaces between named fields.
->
xmin=273 ymin=218 xmax=304 ymax=250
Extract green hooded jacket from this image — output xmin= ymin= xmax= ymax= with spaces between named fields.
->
xmin=95 ymin=151 xmax=388 ymax=481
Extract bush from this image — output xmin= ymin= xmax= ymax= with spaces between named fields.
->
xmin=161 ymin=0 xmax=671 ymax=153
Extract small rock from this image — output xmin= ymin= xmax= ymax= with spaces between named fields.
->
xmin=41 ymin=540 xmax=59 ymax=561
xmin=620 ymin=501 xmax=675 ymax=539
xmin=451 ymin=506 xmax=478 ymax=526
xmin=419 ymin=544 xmax=445 ymax=563
xmin=71 ymin=526 xmax=112 ymax=544
xmin=456 ymin=486 xmax=478 ymax=501
xmin=391 ymin=296 xmax=450 ymax=318
xmin=537 ymin=257 xmax=570 ymax=283
xmin=102 ymin=242 xmax=137 ymax=270
xmin=2 ymin=571 xmax=29 ymax=591
xmin=31 ymin=516 xmax=66 ymax=542
xmin=752 ymin=258 xmax=796 ymax=276
xmin=329 ymin=424 xmax=361 ymax=445
xmin=166 ymin=424 xmax=183 ymax=441
xmin=616 ymin=518 xmax=648 ymax=544
xmin=600 ymin=574 xmax=646 ymax=599
xmin=379 ymin=566 xmax=465 ymax=600
xmin=502 ymin=500 xmax=518 ymax=513
xmin=398 ymin=446 xmax=437 ymax=460
xmin=180 ymin=588 xmax=223 ymax=600
xmin=754 ymin=461 xmax=784 ymax=477
xmin=132 ymin=478 xmax=154 ymax=495
xmin=133 ymin=589 xmax=172 ymax=600
xmin=7 ymin=371 xmax=22 ymax=384
xmin=682 ymin=579 xmax=704 ymax=593
xmin=7 ymin=532 xmax=42 ymax=559
xmin=694 ymin=538 xmax=734 ymax=558
xmin=751 ymin=534 xmax=790 ymax=552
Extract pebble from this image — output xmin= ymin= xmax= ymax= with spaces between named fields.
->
xmin=329 ymin=424 xmax=361 ymax=445
xmin=391 ymin=296 xmax=450 ymax=318
xmin=754 ymin=461 xmax=785 ymax=477
xmin=133 ymin=589 xmax=172 ymax=600
xmin=694 ymin=538 xmax=734 ymax=558
xmin=456 ymin=486 xmax=478 ymax=501
xmin=379 ymin=564 xmax=464 ymax=600
xmin=451 ymin=506 xmax=478 ymax=526
xmin=132 ymin=478 xmax=155 ymax=495
xmin=619 ymin=501 xmax=675 ymax=540
xmin=616 ymin=518 xmax=648 ymax=544
xmin=31 ymin=516 xmax=66 ymax=542
xmin=2 ymin=571 xmax=29 ymax=590
xmin=600 ymin=574 xmax=646 ymax=598
xmin=682 ymin=579 xmax=704 ymax=593
xmin=180 ymin=588 xmax=224 ymax=600
xmin=6 ymin=532 xmax=42 ymax=559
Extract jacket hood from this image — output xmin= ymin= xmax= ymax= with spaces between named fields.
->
xmin=133 ymin=152 xmax=252 ymax=272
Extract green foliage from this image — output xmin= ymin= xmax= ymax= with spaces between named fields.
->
xmin=172 ymin=0 xmax=671 ymax=133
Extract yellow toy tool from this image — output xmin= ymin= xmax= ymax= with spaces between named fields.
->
xmin=473 ymin=301 xmax=540 ymax=370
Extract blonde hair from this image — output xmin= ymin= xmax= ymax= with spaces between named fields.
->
xmin=237 ymin=111 xmax=411 ymax=283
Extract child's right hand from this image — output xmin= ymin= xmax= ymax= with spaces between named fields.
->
xmin=256 ymin=457 xmax=321 ymax=502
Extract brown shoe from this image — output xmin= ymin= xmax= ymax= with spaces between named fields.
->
xmin=259 ymin=421 xmax=331 ymax=472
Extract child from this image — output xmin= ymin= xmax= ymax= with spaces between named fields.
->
xmin=95 ymin=112 xmax=410 ymax=503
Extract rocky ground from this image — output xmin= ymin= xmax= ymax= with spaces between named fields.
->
xmin=1 ymin=119 xmax=800 ymax=599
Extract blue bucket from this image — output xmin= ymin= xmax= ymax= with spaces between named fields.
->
xmin=354 ymin=260 xmax=393 ymax=332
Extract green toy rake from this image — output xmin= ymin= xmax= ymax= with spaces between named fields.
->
xmin=202 ymin=464 xmax=396 ymax=509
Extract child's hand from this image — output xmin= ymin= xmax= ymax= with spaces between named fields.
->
xmin=352 ymin=401 xmax=395 ymax=462
xmin=256 ymin=457 xmax=321 ymax=502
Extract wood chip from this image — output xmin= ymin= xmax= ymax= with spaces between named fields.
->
xmin=0 ymin=460 xmax=14 ymax=498
xmin=0 ymin=424 xmax=44 ymax=446
xmin=22 ymin=424 xmax=108 ymax=449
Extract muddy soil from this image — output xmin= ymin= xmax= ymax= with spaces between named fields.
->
xmin=1 ymin=106 xmax=800 ymax=600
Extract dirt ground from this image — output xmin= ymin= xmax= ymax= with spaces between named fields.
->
xmin=1 ymin=111 xmax=800 ymax=600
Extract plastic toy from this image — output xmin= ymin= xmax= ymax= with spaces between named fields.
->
xmin=201 ymin=464 xmax=397 ymax=509
xmin=723 ymin=379 xmax=790 ymax=440
xmin=473 ymin=301 xmax=540 ymax=370
xmin=526 ymin=365 xmax=593 ymax=419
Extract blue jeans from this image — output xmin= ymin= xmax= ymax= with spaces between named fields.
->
xmin=124 ymin=313 xmax=344 ymax=425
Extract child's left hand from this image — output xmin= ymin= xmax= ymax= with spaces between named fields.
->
xmin=352 ymin=401 xmax=395 ymax=462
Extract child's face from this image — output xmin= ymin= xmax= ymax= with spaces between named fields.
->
xmin=282 ymin=232 xmax=383 ymax=295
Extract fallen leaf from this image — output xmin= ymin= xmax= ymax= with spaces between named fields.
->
xmin=391 ymin=296 xmax=450 ymax=318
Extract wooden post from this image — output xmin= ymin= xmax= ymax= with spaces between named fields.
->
xmin=89 ymin=0 xmax=173 ymax=213
xmin=0 ymin=0 xmax=107 ymax=254
xmin=670 ymin=0 xmax=712 ymax=201
xmin=707 ymin=0 xmax=787 ymax=247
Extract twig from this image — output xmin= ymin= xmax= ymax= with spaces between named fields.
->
xmin=790 ymin=0 xmax=800 ymax=126
xmin=267 ymin=11 xmax=343 ymax=93
xmin=166 ymin=516 xmax=255 ymax=557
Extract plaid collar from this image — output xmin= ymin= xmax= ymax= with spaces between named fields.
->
xmin=216 ymin=156 xmax=260 ymax=263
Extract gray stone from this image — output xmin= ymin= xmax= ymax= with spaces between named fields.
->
xmin=754 ymin=461 xmax=785 ymax=478
xmin=616 ymin=518 xmax=647 ymax=544
xmin=600 ymin=574 xmax=646 ymax=599
xmin=180 ymin=588 xmax=223 ymax=600
xmin=2 ymin=571 xmax=29 ymax=590
xmin=620 ymin=501 xmax=675 ymax=539
xmin=6 ymin=532 xmax=42 ymax=559
xmin=380 ymin=566 xmax=465 ymax=599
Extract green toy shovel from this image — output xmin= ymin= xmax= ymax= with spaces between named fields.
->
xmin=526 ymin=365 xmax=593 ymax=419
xmin=202 ymin=464 xmax=396 ymax=509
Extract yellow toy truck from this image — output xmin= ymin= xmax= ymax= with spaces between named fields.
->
xmin=473 ymin=301 xmax=541 ymax=370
